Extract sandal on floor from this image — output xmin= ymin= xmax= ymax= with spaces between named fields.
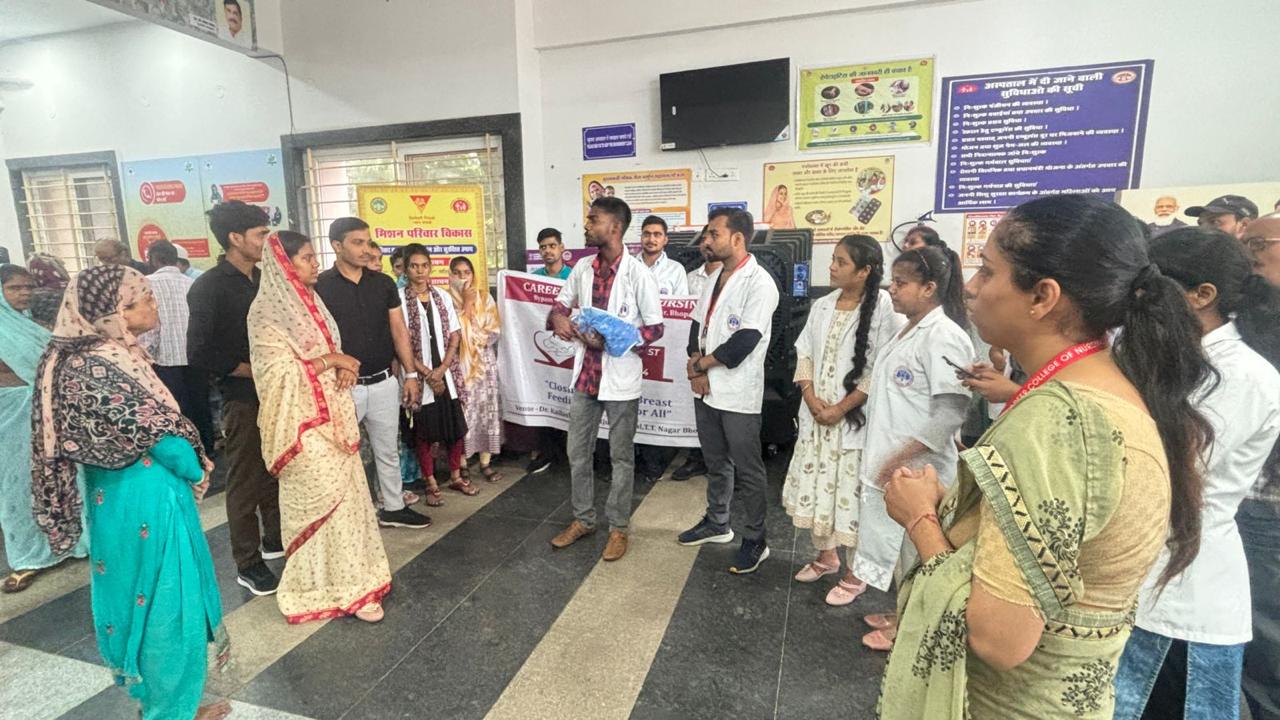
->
xmin=448 ymin=477 xmax=480 ymax=496
xmin=194 ymin=700 xmax=232 ymax=720
xmin=423 ymin=480 xmax=444 ymax=507
xmin=862 ymin=627 xmax=897 ymax=651
xmin=354 ymin=602 xmax=384 ymax=623
xmin=794 ymin=560 xmax=839 ymax=583
xmin=824 ymin=578 xmax=868 ymax=607
xmin=402 ymin=490 xmax=421 ymax=506
xmin=2 ymin=569 xmax=40 ymax=594
xmin=480 ymin=465 xmax=503 ymax=483
xmin=864 ymin=613 xmax=897 ymax=630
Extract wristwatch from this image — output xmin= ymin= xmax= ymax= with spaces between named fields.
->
xmin=403 ymin=371 xmax=420 ymax=380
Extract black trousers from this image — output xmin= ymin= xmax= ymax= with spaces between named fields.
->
xmin=222 ymin=398 xmax=281 ymax=570
xmin=153 ymin=364 xmax=216 ymax=453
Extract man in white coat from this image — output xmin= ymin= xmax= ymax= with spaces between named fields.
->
xmin=547 ymin=197 xmax=664 ymax=562
xmin=677 ymin=207 xmax=779 ymax=574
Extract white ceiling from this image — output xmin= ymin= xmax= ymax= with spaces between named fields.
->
xmin=0 ymin=0 xmax=129 ymax=46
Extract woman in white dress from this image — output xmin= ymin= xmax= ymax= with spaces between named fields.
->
xmin=782 ymin=235 xmax=903 ymax=604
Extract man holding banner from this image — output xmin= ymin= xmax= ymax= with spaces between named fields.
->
xmin=547 ymin=198 xmax=663 ymax=562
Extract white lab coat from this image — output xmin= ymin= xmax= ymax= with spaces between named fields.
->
xmin=687 ymin=264 xmax=713 ymax=297
xmin=1136 ymin=321 xmax=1280 ymax=644
xmin=693 ymin=254 xmax=780 ymax=414
xmin=794 ymin=289 xmax=904 ymax=448
xmin=554 ymin=252 xmax=663 ymax=401
xmin=861 ymin=305 xmax=974 ymax=488
xmin=399 ymin=286 xmax=460 ymax=405
xmin=642 ymin=252 xmax=690 ymax=295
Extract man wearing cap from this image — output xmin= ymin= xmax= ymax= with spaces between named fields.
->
xmin=174 ymin=244 xmax=204 ymax=279
xmin=1186 ymin=194 xmax=1258 ymax=239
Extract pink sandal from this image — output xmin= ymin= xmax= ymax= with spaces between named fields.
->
xmin=824 ymin=577 xmax=867 ymax=606
xmin=864 ymin=613 xmax=897 ymax=629
xmin=862 ymin=627 xmax=897 ymax=651
xmin=794 ymin=559 xmax=839 ymax=583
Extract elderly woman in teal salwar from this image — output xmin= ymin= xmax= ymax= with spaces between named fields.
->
xmin=31 ymin=266 xmax=231 ymax=720
xmin=0 ymin=265 xmax=88 ymax=593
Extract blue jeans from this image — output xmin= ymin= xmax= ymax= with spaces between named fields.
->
xmin=1239 ymin=497 xmax=1280 ymax=720
xmin=1114 ymin=626 xmax=1243 ymax=720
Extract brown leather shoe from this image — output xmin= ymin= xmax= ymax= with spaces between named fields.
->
xmin=550 ymin=520 xmax=595 ymax=549
xmin=602 ymin=530 xmax=628 ymax=561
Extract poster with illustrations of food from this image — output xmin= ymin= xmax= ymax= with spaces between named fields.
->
xmin=961 ymin=211 xmax=1006 ymax=268
xmin=798 ymin=57 xmax=934 ymax=151
xmin=761 ymin=156 xmax=895 ymax=244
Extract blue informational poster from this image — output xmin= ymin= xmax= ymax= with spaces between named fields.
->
xmin=582 ymin=123 xmax=636 ymax=161
xmin=935 ymin=60 xmax=1153 ymax=213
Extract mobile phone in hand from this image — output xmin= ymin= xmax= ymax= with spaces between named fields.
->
xmin=943 ymin=355 xmax=978 ymax=380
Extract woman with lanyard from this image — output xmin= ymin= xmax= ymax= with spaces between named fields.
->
xmin=842 ymin=244 xmax=973 ymax=640
xmin=401 ymin=244 xmax=471 ymax=505
xmin=1112 ymin=227 xmax=1280 ymax=719
xmin=782 ymin=235 xmax=903 ymax=601
xmin=876 ymin=195 xmax=1215 ymax=720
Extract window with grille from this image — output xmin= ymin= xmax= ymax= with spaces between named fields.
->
xmin=17 ymin=165 xmax=125 ymax=274
xmin=302 ymin=135 xmax=507 ymax=281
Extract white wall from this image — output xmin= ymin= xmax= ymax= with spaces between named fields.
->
xmin=537 ymin=0 xmax=1280 ymax=284
xmin=0 ymin=0 xmax=524 ymax=260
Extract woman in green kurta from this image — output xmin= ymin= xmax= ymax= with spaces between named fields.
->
xmin=31 ymin=265 xmax=231 ymax=720
xmin=0 ymin=265 xmax=88 ymax=593
xmin=876 ymin=195 xmax=1215 ymax=719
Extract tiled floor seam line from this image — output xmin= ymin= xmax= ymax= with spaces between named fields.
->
xmin=334 ymin=495 xmax=573 ymax=720
xmin=773 ymin=530 xmax=800 ymax=720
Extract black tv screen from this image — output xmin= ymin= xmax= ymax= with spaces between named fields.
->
xmin=660 ymin=58 xmax=791 ymax=151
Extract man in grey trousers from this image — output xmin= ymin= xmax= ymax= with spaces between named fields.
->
xmin=676 ymin=207 xmax=780 ymax=575
xmin=546 ymin=197 xmax=663 ymax=562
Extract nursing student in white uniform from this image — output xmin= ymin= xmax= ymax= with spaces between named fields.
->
xmin=671 ymin=227 xmax=721 ymax=483
xmin=783 ymin=235 xmax=904 ymax=605
xmin=853 ymin=244 xmax=973 ymax=645
xmin=677 ymin=208 xmax=780 ymax=575
xmin=546 ymin=197 xmax=664 ymax=563
xmin=1114 ymin=227 xmax=1280 ymax=720
xmin=633 ymin=215 xmax=689 ymax=483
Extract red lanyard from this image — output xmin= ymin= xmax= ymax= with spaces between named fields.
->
xmin=1002 ymin=339 xmax=1108 ymax=414
xmin=704 ymin=254 xmax=752 ymax=328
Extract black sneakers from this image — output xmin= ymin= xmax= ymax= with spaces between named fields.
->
xmin=677 ymin=516 xmax=735 ymax=546
xmin=671 ymin=458 xmax=707 ymax=481
xmin=260 ymin=538 xmax=285 ymax=560
xmin=378 ymin=507 xmax=432 ymax=529
xmin=236 ymin=561 xmax=279 ymax=596
xmin=525 ymin=455 xmax=553 ymax=475
xmin=729 ymin=538 xmax=770 ymax=575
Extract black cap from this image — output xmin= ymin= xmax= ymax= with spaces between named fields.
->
xmin=1185 ymin=194 xmax=1259 ymax=220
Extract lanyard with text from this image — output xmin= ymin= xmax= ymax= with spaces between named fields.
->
xmin=1001 ymin=339 xmax=1108 ymax=414
xmin=700 ymin=253 xmax=753 ymax=350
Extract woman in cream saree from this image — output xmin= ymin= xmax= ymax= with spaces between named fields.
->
xmin=248 ymin=231 xmax=391 ymax=624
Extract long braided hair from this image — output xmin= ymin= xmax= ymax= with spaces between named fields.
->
xmin=839 ymin=234 xmax=884 ymax=429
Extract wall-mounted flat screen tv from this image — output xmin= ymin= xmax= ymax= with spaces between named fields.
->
xmin=660 ymin=58 xmax=791 ymax=151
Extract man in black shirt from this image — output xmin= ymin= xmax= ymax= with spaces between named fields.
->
xmin=315 ymin=217 xmax=429 ymax=529
xmin=187 ymin=201 xmax=282 ymax=595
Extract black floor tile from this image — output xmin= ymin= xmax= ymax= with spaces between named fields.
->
xmin=630 ymin=543 xmax=793 ymax=720
xmin=340 ymin=521 xmax=609 ymax=720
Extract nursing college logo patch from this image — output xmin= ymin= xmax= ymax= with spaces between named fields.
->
xmin=727 ymin=314 xmax=742 ymax=330
xmin=893 ymin=366 xmax=914 ymax=387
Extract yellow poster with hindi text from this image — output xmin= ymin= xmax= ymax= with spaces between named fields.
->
xmin=356 ymin=184 xmax=488 ymax=292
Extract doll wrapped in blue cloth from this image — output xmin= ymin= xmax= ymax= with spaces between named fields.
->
xmin=577 ymin=307 xmax=641 ymax=356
